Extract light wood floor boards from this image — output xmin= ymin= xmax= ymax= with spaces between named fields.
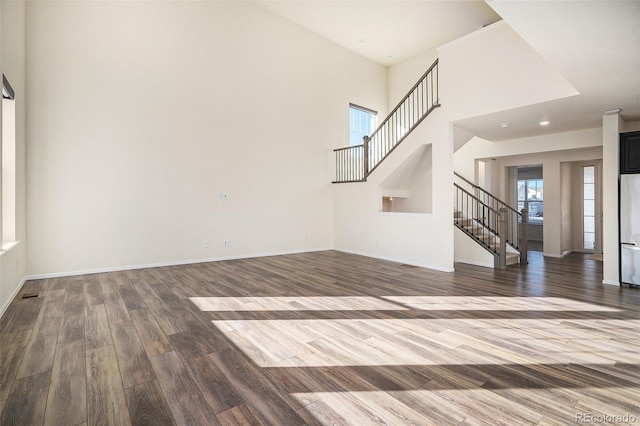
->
xmin=1 ymin=251 xmax=639 ymax=425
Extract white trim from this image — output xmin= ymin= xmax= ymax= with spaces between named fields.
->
xmin=25 ymin=248 xmax=332 ymax=280
xmin=0 ymin=276 xmax=26 ymax=319
xmin=602 ymin=279 xmax=620 ymax=286
xmin=544 ymin=249 xmax=576 ymax=258
xmin=542 ymin=252 xmax=566 ymax=258
xmin=335 ymin=248 xmax=455 ymax=273
xmin=0 ymin=240 xmax=20 ymax=255
xmin=376 ymin=212 xmax=433 ymax=218
xmin=454 ymin=259 xmax=494 ymax=269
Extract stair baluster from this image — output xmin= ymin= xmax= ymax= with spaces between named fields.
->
xmin=333 ymin=59 xmax=440 ymax=183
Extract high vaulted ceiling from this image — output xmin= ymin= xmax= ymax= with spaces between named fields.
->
xmin=258 ymin=0 xmax=640 ymax=141
xmin=457 ymin=0 xmax=640 ymax=141
xmin=257 ymin=1 xmax=501 ymax=66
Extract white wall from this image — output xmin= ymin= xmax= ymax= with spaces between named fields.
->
xmin=439 ymin=20 xmax=578 ymax=123
xmin=333 ymin=109 xmax=454 ymax=271
xmin=601 ymin=116 xmax=640 ymax=285
xmin=455 ymin=128 xmax=603 ymax=184
xmin=602 ymin=114 xmax=622 ymax=285
xmin=334 ymin=19 xmax=589 ymax=272
xmin=387 ymin=49 xmax=438 ymax=110
xmin=561 ymin=162 xmax=573 ymax=254
xmin=380 ymin=144 xmax=432 ymax=214
xmin=624 ymin=120 xmax=640 ymax=132
xmin=454 ymin=128 xmax=602 ymax=260
xmin=26 ymin=1 xmax=388 ymax=276
xmin=0 ymin=0 xmax=27 ymax=316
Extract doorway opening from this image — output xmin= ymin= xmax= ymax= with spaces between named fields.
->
xmin=516 ymin=166 xmax=543 ymax=251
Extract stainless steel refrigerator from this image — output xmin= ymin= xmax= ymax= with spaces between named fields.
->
xmin=620 ymin=173 xmax=640 ymax=286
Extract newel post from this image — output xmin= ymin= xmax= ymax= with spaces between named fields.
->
xmin=520 ymin=209 xmax=529 ymax=264
xmin=498 ymin=208 xmax=507 ymax=270
xmin=363 ymin=135 xmax=370 ymax=179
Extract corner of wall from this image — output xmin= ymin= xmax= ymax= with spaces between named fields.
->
xmin=602 ymin=114 xmax=622 ymax=285
xmin=1 ymin=0 xmax=28 ymax=317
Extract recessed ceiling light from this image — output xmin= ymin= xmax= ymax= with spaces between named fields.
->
xmin=539 ymin=120 xmax=550 ymax=126
xmin=499 ymin=122 xmax=509 ymax=128
xmin=359 ymin=39 xmax=366 ymax=44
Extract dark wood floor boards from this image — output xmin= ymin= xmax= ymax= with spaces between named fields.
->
xmin=44 ymin=339 xmax=86 ymax=426
xmin=110 ymin=321 xmax=155 ymax=389
xmin=86 ymin=344 xmax=132 ymax=425
xmin=168 ymin=331 xmax=243 ymax=414
xmin=0 ymin=370 xmax=50 ymax=426
xmin=148 ymin=351 xmax=219 ymax=425
xmin=0 ymin=250 xmax=639 ymax=425
xmin=0 ymin=329 xmax=31 ymax=404
xmin=15 ymin=317 xmax=61 ymax=379
xmin=84 ymin=304 xmax=111 ymax=350
xmin=210 ymin=348 xmax=306 ymax=426
xmin=103 ymin=289 xmax=132 ymax=326
xmin=129 ymin=308 xmax=173 ymax=357
xmin=125 ymin=379 xmax=176 ymax=426
xmin=216 ymin=403 xmax=265 ymax=426
xmin=83 ymin=279 xmax=103 ymax=307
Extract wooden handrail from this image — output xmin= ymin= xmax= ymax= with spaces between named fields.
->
xmin=369 ymin=59 xmax=439 ymax=140
xmin=334 ymin=144 xmax=363 ymax=152
xmin=454 ymin=172 xmax=520 ymax=216
xmin=455 ymin=176 xmax=529 ymax=265
xmin=333 ymin=59 xmax=440 ymax=183
xmin=454 ymin=183 xmax=501 ymax=216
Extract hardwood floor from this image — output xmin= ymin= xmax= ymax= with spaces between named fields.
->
xmin=1 ymin=251 xmax=638 ymax=425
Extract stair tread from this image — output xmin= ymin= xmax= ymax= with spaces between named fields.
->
xmin=455 ymin=187 xmax=522 ymax=268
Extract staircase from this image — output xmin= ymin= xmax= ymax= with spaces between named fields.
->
xmin=330 ymin=57 xmax=526 ymax=270
xmin=454 ymin=173 xmax=528 ymax=269
xmin=333 ymin=59 xmax=440 ymax=183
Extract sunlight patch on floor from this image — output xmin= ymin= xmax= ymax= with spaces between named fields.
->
xmin=211 ymin=318 xmax=639 ymax=368
xmin=381 ymin=296 xmax=621 ymax=311
xmin=190 ymin=295 xmax=622 ymax=312
xmin=292 ymin=387 xmax=640 ymax=426
xmin=189 ymin=296 xmax=407 ymax=312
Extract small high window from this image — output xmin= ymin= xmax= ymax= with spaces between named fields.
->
xmin=349 ymin=104 xmax=376 ymax=146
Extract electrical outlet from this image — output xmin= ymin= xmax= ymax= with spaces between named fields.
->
xmin=223 ymin=239 xmax=231 ymax=247
xmin=203 ymin=240 xmax=209 ymax=248
xmin=375 ymin=240 xmax=380 ymax=246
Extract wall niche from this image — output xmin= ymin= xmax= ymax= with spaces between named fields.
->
xmin=380 ymin=144 xmax=432 ymax=214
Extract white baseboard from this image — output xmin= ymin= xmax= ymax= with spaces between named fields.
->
xmin=454 ymin=259 xmax=494 ymax=269
xmin=602 ymin=279 xmax=620 ymax=286
xmin=543 ymin=252 xmax=565 ymax=258
xmin=335 ymin=248 xmax=455 ymax=273
xmin=25 ymin=248 xmax=333 ymax=281
xmin=0 ymin=277 xmax=27 ymax=319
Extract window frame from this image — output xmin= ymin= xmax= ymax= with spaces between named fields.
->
xmin=349 ymin=103 xmax=377 ymax=147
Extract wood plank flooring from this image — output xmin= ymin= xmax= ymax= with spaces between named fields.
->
xmin=1 ymin=251 xmax=639 ymax=425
